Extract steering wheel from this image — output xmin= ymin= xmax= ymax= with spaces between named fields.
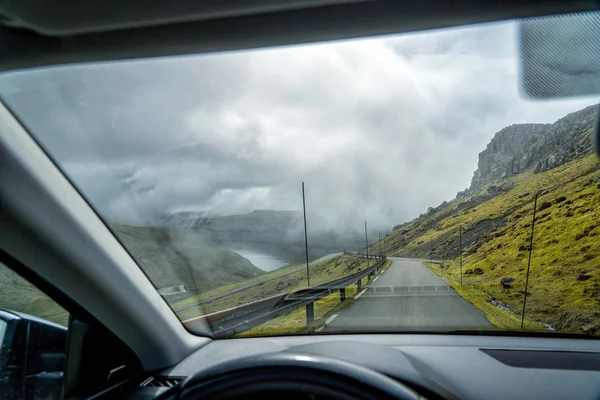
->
xmin=173 ymin=352 xmax=422 ymax=400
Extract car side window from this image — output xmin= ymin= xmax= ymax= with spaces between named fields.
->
xmin=0 ymin=262 xmax=69 ymax=326
xmin=0 ymin=261 xmax=69 ymax=400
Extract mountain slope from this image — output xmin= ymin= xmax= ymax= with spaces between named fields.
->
xmin=112 ymin=225 xmax=265 ymax=294
xmin=378 ymin=105 xmax=600 ymax=333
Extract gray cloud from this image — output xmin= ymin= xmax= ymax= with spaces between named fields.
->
xmin=0 ymin=20 xmax=595 ymax=233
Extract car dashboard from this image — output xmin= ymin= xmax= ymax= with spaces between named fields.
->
xmin=126 ymin=334 xmax=600 ymax=400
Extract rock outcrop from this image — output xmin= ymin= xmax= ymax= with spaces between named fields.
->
xmin=470 ymin=105 xmax=598 ymax=190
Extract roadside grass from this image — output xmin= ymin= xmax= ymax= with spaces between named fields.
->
xmin=172 ymin=261 xmax=303 ymax=308
xmin=173 ymin=254 xmax=347 ymax=310
xmin=408 ymin=155 xmax=600 ymax=333
xmin=237 ymin=260 xmax=392 ymax=337
xmin=178 ymin=255 xmax=376 ymax=320
xmin=423 ymin=262 xmax=544 ymax=330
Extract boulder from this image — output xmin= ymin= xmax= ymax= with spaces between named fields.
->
xmin=500 ymin=277 xmax=515 ymax=288
xmin=576 ymin=274 xmax=591 ymax=281
xmin=539 ymin=189 xmax=550 ymax=196
xmin=554 ymin=196 xmax=567 ymax=204
xmin=538 ymin=201 xmax=552 ymax=212
xmin=474 ymin=267 xmax=484 ymax=275
xmin=464 ymin=269 xmax=474 ymax=275
xmin=518 ymin=192 xmax=530 ymax=198
xmin=487 ymin=185 xmax=501 ymax=195
xmin=582 ymin=324 xmax=597 ymax=334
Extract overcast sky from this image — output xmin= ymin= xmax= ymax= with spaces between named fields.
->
xmin=0 ymin=20 xmax=595 ymax=232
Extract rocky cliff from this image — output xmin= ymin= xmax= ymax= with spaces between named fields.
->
xmin=470 ymin=105 xmax=598 ymax=190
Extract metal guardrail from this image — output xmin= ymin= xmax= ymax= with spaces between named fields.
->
xmin=342 ymin=251 xmax=383 ymax=259
xmin=345 ymin=252 xmax=444 ymax=266
xmin=183 ymin=255 xmax=387 ymax=338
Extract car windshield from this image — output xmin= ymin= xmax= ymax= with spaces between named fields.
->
xmin=1 ymin=14 xmax=598 ymax=338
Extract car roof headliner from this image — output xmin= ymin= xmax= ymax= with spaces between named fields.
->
xmin=0 ymin=0 xmax=598 ymax=71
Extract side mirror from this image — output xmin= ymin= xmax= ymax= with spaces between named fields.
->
xmin=0 ymin=308 xmax=67 ymax=400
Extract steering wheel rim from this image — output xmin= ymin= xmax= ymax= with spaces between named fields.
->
xmin=174 ymin=352 xmax=422 ymax=400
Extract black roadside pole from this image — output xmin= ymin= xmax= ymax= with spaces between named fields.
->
xmin=521 ymin=193 xmax=538 ymax=329
xmin=459 ymin=226 xmax=463 ymax=289
xmin=302 ymin=182 xmax=310 ymax=286
xmin=364 ymin=221 xmax=369 ymax=264
xmin=302 ymin=182 xmax=314 ymax=324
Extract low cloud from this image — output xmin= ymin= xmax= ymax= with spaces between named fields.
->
xmin=0 ymin=20 xmax=594 ymax=233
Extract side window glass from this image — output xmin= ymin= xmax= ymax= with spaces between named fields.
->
xmin=0 ymin=262 xmax=69 ymax=400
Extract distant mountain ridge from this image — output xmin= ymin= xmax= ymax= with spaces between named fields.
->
xmin=159 ymin=209 xmax=370 ymax=263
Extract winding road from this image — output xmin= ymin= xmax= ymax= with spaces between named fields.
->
xmin=325 ymin=258 xmax=492 ymax=331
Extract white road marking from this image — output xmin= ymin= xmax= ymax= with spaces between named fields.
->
xmin=373 ymin=276 xmax=379 ymax=283
xmin=354 ymin=289 xmax=367 ymax=299
xmin=315 ymin=326 xmax=325 ymax=332
xmin=325 ymin=314 xmax=338 ymax=325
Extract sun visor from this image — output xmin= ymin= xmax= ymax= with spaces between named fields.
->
xmin=518 ymin=12 xmax=600 ymax=157
xmin=518 ymin=12 xmax=600 ymax=99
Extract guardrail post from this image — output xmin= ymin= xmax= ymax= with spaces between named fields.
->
xmin=340 ymin=288 xmax=346 ymax=301
xmin=306 ymin=303 xmax=314 ymax=325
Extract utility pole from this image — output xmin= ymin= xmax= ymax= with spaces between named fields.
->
xmin=379 ymin=230 xmax=382 ymax=258
xmin=364 ymin=221 xmax=369 ymax=265
xmin=302 ymin=182 xmax=310 ymax=287
xmin=459 ymin=226 xmax=463 ymax=288
xmin=521 ymin=193 xmax=538 ymax=329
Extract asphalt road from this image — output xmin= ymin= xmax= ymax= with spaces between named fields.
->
xmin=325 ymin=258 xmax=492 ymax=331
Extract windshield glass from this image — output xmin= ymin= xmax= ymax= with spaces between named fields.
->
xmin=1 ymin=15 xmax=598 ymax=338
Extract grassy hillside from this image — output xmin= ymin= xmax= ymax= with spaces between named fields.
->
xmin=0 ymin=263 xmax=69 ymax=326
xmin=112 ymin=225 xmax=265 ymax=294
xmin=377 ymin=154 xmax=600 ymax=333
xmin=176 ymin=254 xmax=375 ymax=320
